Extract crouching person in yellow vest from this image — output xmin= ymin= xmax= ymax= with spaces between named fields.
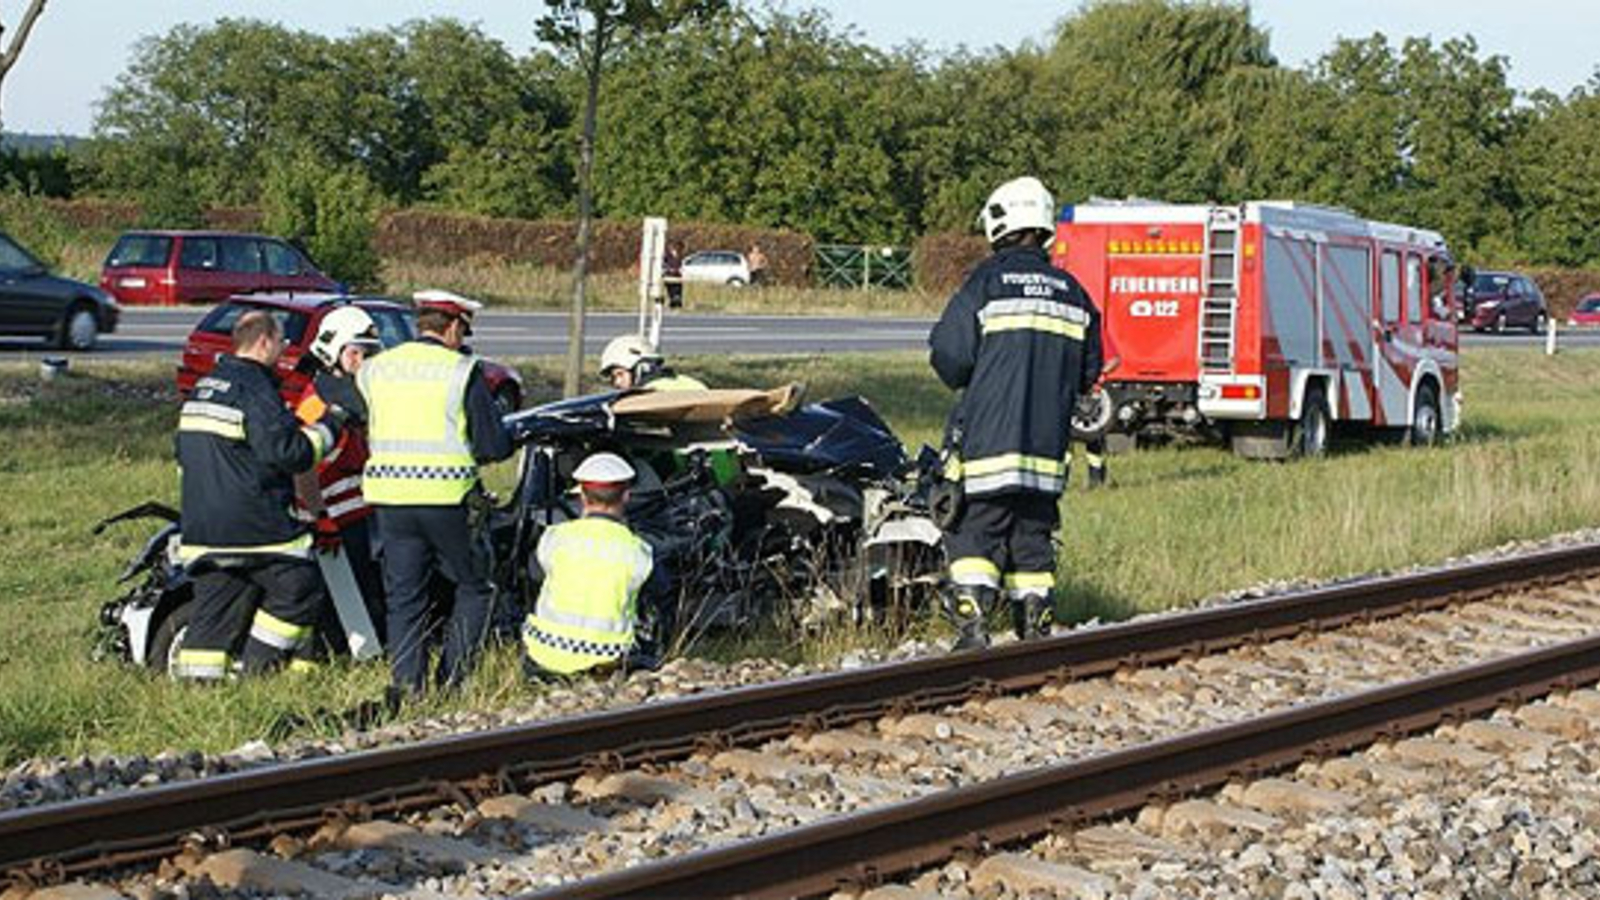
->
xmin=522 ymin=453 xmax=666 ymax=679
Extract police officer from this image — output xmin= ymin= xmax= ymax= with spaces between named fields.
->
xmin=295 ymin=306 xmax=385 ymax=639
xmin=598 ymin=334 xmax=708 ymax=392
xmin=173 ymin=310 xmax=346 ymax=680
xmin=359 ymin=289 xmax=514 ymax=695
xmin=522 ymin=452 xmax=665 ymax=678
xmin=929 ymin=176 xmax=1102 ymax=651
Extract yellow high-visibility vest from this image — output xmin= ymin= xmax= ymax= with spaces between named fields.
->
xmin=358 ymin=341 xmax=478 ymax=505
xmin=645 ymin=373 xmax=708 ymax=392
xmin=523 ymin=516 xmax=653 ymax=675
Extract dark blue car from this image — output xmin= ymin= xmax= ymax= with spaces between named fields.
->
xmin=0 ymin=230 xmax=120 ymax=350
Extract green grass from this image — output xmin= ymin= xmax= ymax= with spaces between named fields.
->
xmin=2 ymin=348 xmax=1599 ymax=764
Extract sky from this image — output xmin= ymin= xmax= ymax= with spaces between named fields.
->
xmin=4 ymin=1 xmax=1597 ymax=136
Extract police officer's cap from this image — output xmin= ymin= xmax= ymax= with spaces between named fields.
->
xmin=573 ymin=452 xmax=636 ymax=485
xmin=413 ymin=289 xmax=485 ymax=319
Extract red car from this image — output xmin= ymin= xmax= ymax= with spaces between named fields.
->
xmin=176 ymin=293 xmax=524 ymax=413
xmin=1568 ymin=294 xmax=1600 ymax=328
xmin=102 ymin=231 xmax=342 ymax=307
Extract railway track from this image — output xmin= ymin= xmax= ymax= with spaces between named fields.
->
xmin=4 ymin=543 xmax=1600 ymax=897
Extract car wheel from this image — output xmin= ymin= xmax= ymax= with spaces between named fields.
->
xmin=492 ymin=384 xmax=521 ymax=417
xmin=1531 ymin=312 xmax=1547 ymax=335
xmin=1407 ymin=381 xmax=1442 ymax=448
xmin=726 ymin=277 xmax=746 ymax=287
xmin=1292 ymin=383 xmax=1331 ymax=459
xmin=58 ymin=305 xmax=99 ymax=351
xmin=150 ymin=601 xmax=194 ymax=675
xmin=1494 ymin=312 xmax=1507 ymax=334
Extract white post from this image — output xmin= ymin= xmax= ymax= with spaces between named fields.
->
xmin=638 ymin=217 xmax=668 ymax=349
xmin=1547 ymin=319 xmax=1558 ymax=356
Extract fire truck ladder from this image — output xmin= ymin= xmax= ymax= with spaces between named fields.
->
xmin=1200 ymin=208 xmax=1241 ymax=371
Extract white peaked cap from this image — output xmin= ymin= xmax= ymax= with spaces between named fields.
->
xmin=573 ymin=452 xmax=636 ymax=485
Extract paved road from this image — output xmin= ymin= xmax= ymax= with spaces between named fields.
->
xmin=5 ymin=307 xmax=1599 ymax=361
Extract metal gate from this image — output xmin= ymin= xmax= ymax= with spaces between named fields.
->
xmin=816 ymin=244 xmax=913 ymax=290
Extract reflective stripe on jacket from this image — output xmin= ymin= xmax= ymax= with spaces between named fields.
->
xmin=929 ymin=245 xmax=1103 ymax=498
xmin=176 ymin=355 xmax=328 ymax=562
xmin=358 ymin=341 xmax=479 ymax=506
xmin=523 ymin=516 xmax=653 ymax=675
xmin=296 ymin=381 xmax=372 ymax=528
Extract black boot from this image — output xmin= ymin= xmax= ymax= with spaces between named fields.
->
xmin=1088 ymin=465 xmax=1108 ymax=489
xmin=1012 ymin=591 xmax=1057 ymax=641
xmin=944 ymin=585 xmax=994 ymax=652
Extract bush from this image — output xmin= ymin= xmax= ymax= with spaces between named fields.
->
xmin=262 ymin=152 xmax=383 ymax=288
xmin=0 ymin=192 xmax=79 ymax=268
xmin=912 ymin=231 xmax=986 ymax=293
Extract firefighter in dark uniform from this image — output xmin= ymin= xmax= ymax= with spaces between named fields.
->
xmin=359 ymin=289 xmax=514 ymax=696
xmin=173 ymin=310 xmax=348 ymax=680
xmin=929 ymin=176 xmax=1103 ymax=651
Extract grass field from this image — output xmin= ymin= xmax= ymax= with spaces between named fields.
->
xmin=2 ymin=348 xmax=1599 ymax=765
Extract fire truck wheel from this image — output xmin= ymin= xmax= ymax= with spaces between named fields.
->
xmin=1407 ymin=382 xmax=1442 ymax=448
xmin=1293 ymin=384 xmax=1331 ymax=459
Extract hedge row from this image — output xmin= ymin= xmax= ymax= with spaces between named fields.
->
xmin=911 ymin=231 xmax=987 ymax=294
xmin=373 ymin=209 xmax=815 ymax=286
xmin=40 ymin=199 xmax=263 ymax=233
xmin=1520 ymin=267 xmax=1600 ymax=322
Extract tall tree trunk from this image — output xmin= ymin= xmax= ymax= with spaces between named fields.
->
xmin=563 ymin=43 xmax=604 ymax=398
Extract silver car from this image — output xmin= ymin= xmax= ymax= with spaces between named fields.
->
xmin=681 ymin=250 xmax=751 ymax=286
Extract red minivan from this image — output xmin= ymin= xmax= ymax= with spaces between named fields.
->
xmin=100 ymin=231 xmax=342 ymax=306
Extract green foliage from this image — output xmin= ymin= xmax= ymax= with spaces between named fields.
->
xmin=0 ymin=190 xmax=73 ymax=267
xmin=261 ymin=149 xmax=383 ymax=287
xmin=57 ymin=2 xmax=1600 ymax=268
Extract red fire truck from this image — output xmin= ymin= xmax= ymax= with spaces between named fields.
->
xmin=1054 ymin=201 xmax=1460 ymax=458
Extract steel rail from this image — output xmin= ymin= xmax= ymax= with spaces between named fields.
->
xmin=533 ymin=632 xmax=1600 ymax=899
xmin=2 ymin=541 xmax=1597 ymax=879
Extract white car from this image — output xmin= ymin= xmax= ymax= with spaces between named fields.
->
xmin=681 ymin=250 xmax=751 ymax=286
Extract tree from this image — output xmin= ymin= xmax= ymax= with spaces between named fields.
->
xmin=0 ymin=0 xmax=47 ymax=129
xmin=537 ymin=0 xmax=726 ymax=398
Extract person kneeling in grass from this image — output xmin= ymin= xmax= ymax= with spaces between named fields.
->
xmin=521 ymin=453 xmax=669 ymax=680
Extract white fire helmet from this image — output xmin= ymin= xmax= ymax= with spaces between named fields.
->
xmin=309 ymin=306 xmax=381 ymax=369
xmin=598 ymin=334 xmax=662 ymax=377
xmin=572 ymin=451 xmax=636 ymax=485
xmin=978 ymin=176 xmax=1056 ymax=246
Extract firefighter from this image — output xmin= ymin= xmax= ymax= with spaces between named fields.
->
xmin=929 ymin=175 xmax=1102 ymax=651
xmin=172 ymin=310 xmax=347 ymax=680
xmin=598 ymin=334 xmax=708 ymax=392
xmin=522 ymin=452 xmax=666 ymax=679
xmin=358 ymin=289 xmax=514 ymax=696
xmin=295 ymin=306 xmax=385 ymax=640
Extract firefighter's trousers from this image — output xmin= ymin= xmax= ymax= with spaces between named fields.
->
xmin=174 ymin=558 xmax=327 ymax=680
xmin=944 ymin=491 xmax=1060 ymax=603
xmin=377 ymin=504 xmax=494 ymax=695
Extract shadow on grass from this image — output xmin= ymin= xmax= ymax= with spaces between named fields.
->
xmin=1056 ymin=577 xmax=1143 ymax=626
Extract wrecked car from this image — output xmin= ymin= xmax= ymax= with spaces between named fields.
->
xmin=96 ymin=385 xmax=945 ymax=671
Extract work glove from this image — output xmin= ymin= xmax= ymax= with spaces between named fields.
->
xmin=313 ymin=516 xmax=342 ymax=554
